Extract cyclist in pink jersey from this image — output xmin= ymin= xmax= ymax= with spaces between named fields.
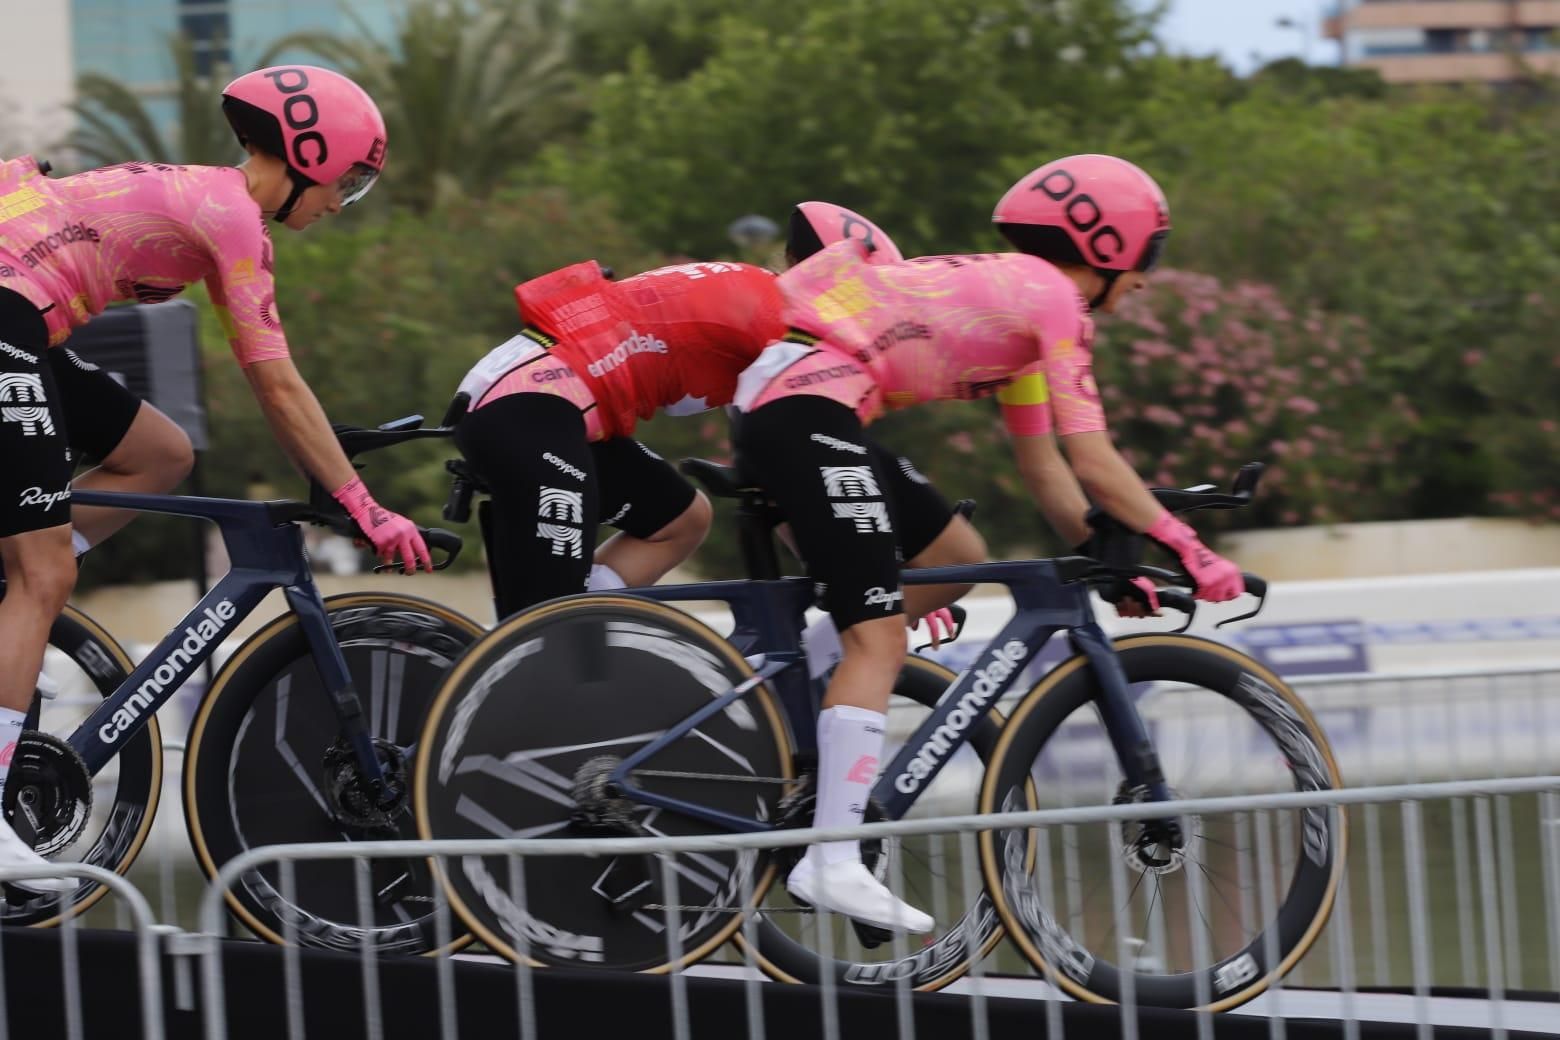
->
xmin=732 ymin=155 xmax=1246 ymax=933
xmin=0 ymin=66 xmax=429 ymax=887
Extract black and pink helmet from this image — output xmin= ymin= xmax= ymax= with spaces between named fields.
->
xmin=787 ymin=201 xmax=904 ymax=266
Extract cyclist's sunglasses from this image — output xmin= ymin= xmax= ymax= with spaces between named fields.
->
xmin=335 ymin=163 xmax=380 ymax=207
xmin=1136 ymin=229 xmax=1171 ymax=273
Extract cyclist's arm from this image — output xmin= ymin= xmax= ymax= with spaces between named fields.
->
xmin=1010 ymin=432 xmax=1092 ymax=546
xmin=1027 ymin=301 xmax=1162 ymax=534
xmin=997 ymin=369 xmax=1092 ymax=544
xmin=1059 ymin=430 xmax=1168 ymax=533
xmin=242 ymin=357 xmax=359 ymax=493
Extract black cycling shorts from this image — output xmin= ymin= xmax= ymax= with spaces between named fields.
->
xmin=0 ymin=289 xmax=70 ymax=537
xmin=0 ymin=287 xmax=147 ymax=538
xmin=50 ymin=344 xmax=144 ymax=465
xmin=454 ymin=392 xmax=698 ymax=618
xmin=866 ymin=440 xmax=954 ymax=563
xmin=736 ymin=395 xmax=953 ymax=630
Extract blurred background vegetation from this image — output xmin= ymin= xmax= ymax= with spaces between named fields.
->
xmin=59 ymin=0 xmax=1560 ymax=586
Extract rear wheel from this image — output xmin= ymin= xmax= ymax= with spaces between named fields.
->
xmin=184 ymin=592 xmax=483 ymax=953
xmin=979 ymin=634 xmax=1345 ymax=1010
xmin=415 ymin=595 xmax=793 ymax=972
xmin=2 ymin=605 xmax=161 ymax=927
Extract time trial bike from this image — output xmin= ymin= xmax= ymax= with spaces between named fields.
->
xmin=412 ymin=458 xmax=1346 ymax=1008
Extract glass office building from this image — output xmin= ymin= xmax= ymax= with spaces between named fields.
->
xmin=71 ymin=0 xmax=398 ymax=137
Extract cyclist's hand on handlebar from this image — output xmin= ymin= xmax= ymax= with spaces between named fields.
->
xmin=332 ymin=477 xmax=434 ymax=574
xmin=1145 ymin=511 xmax=1244 ymax=602
xmin=915 ymin=607 xmax=957 ymax=648
xmin=1110 ymin=576 xmax=1162 ymax=618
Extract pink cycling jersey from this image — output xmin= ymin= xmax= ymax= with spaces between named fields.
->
xmin=0 ymin=155 xmax=287 ymax=365
xmin=739 ymin=241 xmax=1105 ymax=438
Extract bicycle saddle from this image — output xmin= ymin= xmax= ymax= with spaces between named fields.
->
xmin=679 ymin=459 xmax=761 ymax=500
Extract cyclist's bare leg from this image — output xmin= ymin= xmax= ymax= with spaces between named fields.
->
xmin=67 ymin=402 xmax=194 ymax=549
xmin=823 ymin=615 xmax=906 ymax=712
xmin=0 ymin=525 xmax=75 ymax=713
xmin=902 ymin=513 xmax=986 ymax=620
xmin=0 ymin=523 xmax=105 ymax=890
xmin=592 ymin=491 xmax=712 ymax=587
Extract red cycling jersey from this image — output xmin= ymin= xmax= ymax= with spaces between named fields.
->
xmin=461 ymin=260 xmax=785 ymax=440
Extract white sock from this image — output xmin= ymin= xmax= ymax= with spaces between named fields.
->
xmin=71 ymin=529 xmax=91 ymax=557
xmin=801 ymin=615 xmax=843 ymax=679
xmin=0 ymin=706 xmax=24 ymax=803
xmin=812 ymin=705 xmax=886 ymax=865
xmin=587 ymin=563 xmax=626 ymax=591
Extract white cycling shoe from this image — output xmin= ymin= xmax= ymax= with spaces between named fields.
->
xmin=786 ymin=851 xmax=934 ymax=934
xmin=0 ymin=814 xmax=73 ymax=894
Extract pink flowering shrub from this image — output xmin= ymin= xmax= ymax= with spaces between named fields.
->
xmin=1097 ymin=269 xmax=1415 ymax=529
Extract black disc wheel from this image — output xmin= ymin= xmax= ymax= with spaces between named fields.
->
xmin=415 ymin=595 xmax=793 ymax=972
xmin=184 ymin=592 xmax=483 ymax=953
xmin=979 ymin=634 xmax=1345 ymax=1010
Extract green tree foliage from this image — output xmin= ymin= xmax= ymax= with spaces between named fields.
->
xmin=1119 ymin=82 xmax=1559 ymax=517
xmin=550 ymin=0 xmax=1159 ymax=256
xmin=66 ymin=35 xmax=239 ymax=167
xmin=273 ymin=0 xmax=583 ymax=211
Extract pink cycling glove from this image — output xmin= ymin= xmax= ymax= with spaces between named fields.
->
xmin=917 ymin=607 xmax=957 ymax=648
xmin=332 ymin=476 xmax=433 ymax=575
xmin=1114 ymin=576 xmax=1162 ymax=618
xmin=1144 ymin=511 xmax=1244 ymax=602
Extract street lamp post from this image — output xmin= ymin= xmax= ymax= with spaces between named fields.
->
xmin=1275 ymin=14 xmax=1314 ymax=64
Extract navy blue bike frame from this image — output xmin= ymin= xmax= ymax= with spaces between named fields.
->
xmin=64 ymin=490 xmax=383 ymax=785
xmin=608 ymin=559 xmax=1173 ymax=833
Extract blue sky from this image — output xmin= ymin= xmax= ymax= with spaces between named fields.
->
xmin=1147 ymin=0 xmax=1340 ymax=73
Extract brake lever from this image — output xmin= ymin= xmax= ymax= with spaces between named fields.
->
xmin=1213 ymin=574 xmax=1267 ymax=629
xmin=371 ymin=527 xmax=463 ymax=573
xmin=1153 ymin=588 xmax=1198 ymax=634
xmin=913 ymin=604 xmax=968 ymax=652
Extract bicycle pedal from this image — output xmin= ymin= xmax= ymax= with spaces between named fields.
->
xmin=850 ymin=920 xmax=893 ymax=949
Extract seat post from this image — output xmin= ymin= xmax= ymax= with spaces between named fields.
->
xmin=736 ymin=491 xmax=784 ymax=580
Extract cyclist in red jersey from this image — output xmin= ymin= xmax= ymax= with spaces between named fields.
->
xmin=731 ymin=155 xmax=1246 ymax=932
xmin=0 ymin=66 xmax=430 ymax=887
xmin=451 ymin=202 xmax=988 ymax=625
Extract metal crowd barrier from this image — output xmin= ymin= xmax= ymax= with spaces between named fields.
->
xmin=168 ymin=775 xmax=1560 ymax=1040
xmin=0 ymin=863 xmax=168 ymax=1039
xmin=19 ymin=663 xmax=1560 ymax=1038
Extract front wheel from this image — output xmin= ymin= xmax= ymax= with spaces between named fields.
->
xmin=184 ymin=592 xmax=484 ymax=954
xmin=979 ymin=634 xmax=1345 ymax=1011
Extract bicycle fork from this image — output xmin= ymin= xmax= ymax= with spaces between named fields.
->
xmin=284 ymin=581 xmax=394 ymax=801
xmin=1070 ymin=622 xmax=1183 ymax=842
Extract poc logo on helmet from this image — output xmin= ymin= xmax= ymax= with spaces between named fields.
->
xmin=264 ymin=67 xmax=328 ymax=169
xmin=1029 ymin=169 xmax=1129 ymax=268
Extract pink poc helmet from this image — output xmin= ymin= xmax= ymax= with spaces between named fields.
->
xmin=993 ymin=154 xmax=1170 ymax=304
xmin=787 ymin=201 xmax=904 ymax=266
xmin=222 ymin=65 xmax=387 ymax=221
